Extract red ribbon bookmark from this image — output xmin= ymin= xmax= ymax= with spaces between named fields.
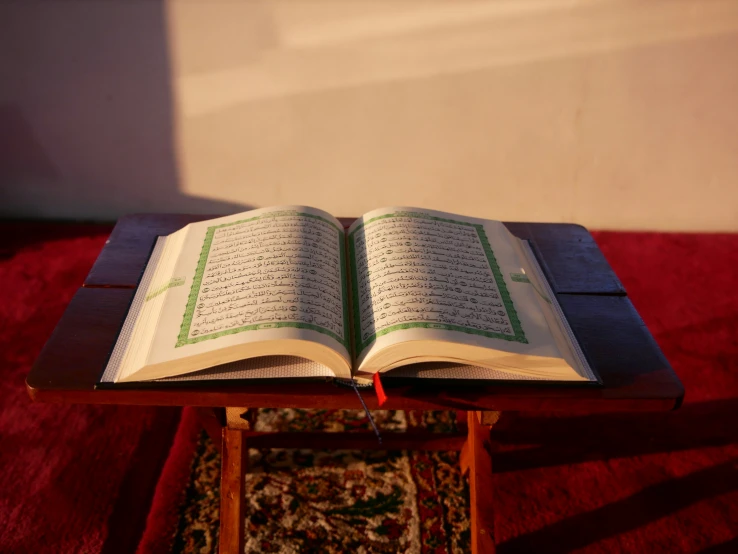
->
xmin=373 ymin=373 xmax=388 ymax=407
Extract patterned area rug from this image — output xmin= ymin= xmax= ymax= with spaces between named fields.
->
xmin=173 ymin=410 xmax=470 ymax=553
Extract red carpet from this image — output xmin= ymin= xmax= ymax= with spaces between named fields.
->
xmin=2 ymin=222 xmax=737 ymax=553
xmin=0 ymin=223 xmax=181 ymax=554
xmin=491 ymin=232 xmax=738 ymax=553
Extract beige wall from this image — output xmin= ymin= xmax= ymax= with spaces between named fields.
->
xmin=2 ymin=0 xmax=737 ymax=230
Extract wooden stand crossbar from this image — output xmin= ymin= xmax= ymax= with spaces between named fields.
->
xmin=218 ymin=408 xmax=499 ymax=554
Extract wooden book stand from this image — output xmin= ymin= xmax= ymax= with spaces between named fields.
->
xmin=27 ymin=215 xmax=683 ymax=553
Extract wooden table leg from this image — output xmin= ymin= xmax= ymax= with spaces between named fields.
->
xmin=461 ymin=411 xmax=498 ymax=554
xmin=219 ymin=426 xmax=247 ymax=554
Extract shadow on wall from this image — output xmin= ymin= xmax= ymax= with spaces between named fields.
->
xmin=0 ymin=1 xmax=251 ymax=221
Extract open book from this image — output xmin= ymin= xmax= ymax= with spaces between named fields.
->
xmin=100 ymin=206 xmax=597 ymax=386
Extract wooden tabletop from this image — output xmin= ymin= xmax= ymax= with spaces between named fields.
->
xmin=26 ymin=214 xmax=683 ymax=412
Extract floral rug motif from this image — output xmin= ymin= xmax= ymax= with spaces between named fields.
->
xmin=172 ymin=410 xmax=470 ymax=553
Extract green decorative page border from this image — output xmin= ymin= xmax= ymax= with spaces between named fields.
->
xmin=349 ymin=211 xmax=528 ymax=354
xmin=176 ymin=211 xmax=349 ymax=350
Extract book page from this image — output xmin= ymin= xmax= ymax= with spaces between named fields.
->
xmin=348 ymin=207 xmax=567 ymax=369
xmin=136 ymin=206 xmax=351 ymax=376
